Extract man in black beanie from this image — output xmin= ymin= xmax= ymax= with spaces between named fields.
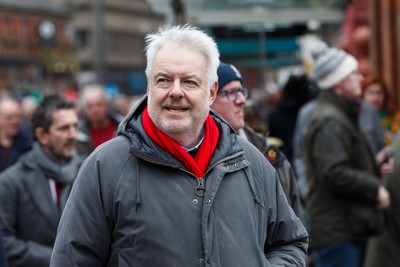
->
xmin=212 ymin=62 xmax=303 ymax=219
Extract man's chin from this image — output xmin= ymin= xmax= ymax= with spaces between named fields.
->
xmin=62 ymin=150 xmax=76 ymax=160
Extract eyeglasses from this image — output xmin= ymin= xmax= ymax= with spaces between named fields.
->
xmin=217 ymin=87 xmax=248 ymax=102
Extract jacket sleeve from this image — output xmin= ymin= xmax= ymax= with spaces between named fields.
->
xmin=277 ymin=160 xmax=303 ymax=221
xmin=263 ymin=170 xmax=309 ymax=266
xmin=309 ymin=118 xmax=381 ymax=202
xmin=0 ymin=173 xmax=52 ymax=267
xmin=50 ymin=154 xmax=112 ymax=267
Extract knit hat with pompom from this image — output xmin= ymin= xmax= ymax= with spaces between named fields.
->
xmin=310 ymin=40 xmax=358 ymax=89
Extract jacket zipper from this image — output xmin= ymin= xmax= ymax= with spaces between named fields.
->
xmin=195 ymin=177 xmax=206 ymax=197
xmin=175 ymin=151 xmax=246 ymax=198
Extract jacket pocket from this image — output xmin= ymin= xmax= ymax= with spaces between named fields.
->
xmin=347 ymin=203 xmax=384 ymax=237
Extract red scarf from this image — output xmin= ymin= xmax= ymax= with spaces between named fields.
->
xmin=142 ymin=107 xmax=219 ymax=178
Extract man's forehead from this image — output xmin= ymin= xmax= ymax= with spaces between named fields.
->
xmin=51 ymin=108 xmax=77 ymax=122
xmin=0 ymin=99 xmax=20 ymax=110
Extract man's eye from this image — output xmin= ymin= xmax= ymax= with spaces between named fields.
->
xmin=185 ymin=80 xmax=197 ymax=86
xmin=227 ymin=90 xmax=236 ymax=96
xmin=156 ymin=78 xmax=168 ymax=83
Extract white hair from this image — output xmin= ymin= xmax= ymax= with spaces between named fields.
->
xmin=79 ymin=83 xmax=109 ymax=110
xmin=144 ymin=24 xmax=220 ymax=88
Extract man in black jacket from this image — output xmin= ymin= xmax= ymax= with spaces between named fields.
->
xmin=304 ymin=40 xmax=390 ymax=267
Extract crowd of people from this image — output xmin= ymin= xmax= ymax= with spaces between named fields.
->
xmin=0 ymin=23 xmax=399 ymax=267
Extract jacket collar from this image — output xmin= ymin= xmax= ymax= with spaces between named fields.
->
xmin=319 ymin=90 xmax=361 ymax=124
xmin=22 ymin=142 xmax=81 ymax=185
xmin=118 ymin=94 xmax=243 ymax=168
xmin=19 ymin=142 xmax=82 ymax=230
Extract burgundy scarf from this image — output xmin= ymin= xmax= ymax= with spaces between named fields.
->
xmin=142 ymin=107 xmax=219 ymax=178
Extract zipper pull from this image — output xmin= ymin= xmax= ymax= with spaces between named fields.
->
xmin=195 ymin=178 xmax=206 ymax=197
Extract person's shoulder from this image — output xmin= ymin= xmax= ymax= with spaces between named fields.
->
xmin=236 ymin=134 xmax=263 ymax=154
xmin=265 ymin=144 xmax=285 ymax=169
xmin=299 ymin=100 xmax=317 ymax=116
xmin=0 ymin=159 xmax=26 ymax=188
xmin=93 ymin=134 xmax=129 ymax=151
xmin=13 ymin=129 xmax=33 ymax=148
xmin=242 ymin=126 xmax=266 ymax=146
xmin=109 ymin=110 xmax=125 ymax=125
xmin=243 ymin=125 xmax=264 ymax=138
xmin=16 ymin=127 xmax=33 ymax=140
xmin=85 ymin=135 xmax=132 ymax=164
xmin=236 ymin=135 xmax=276 ymax=173
xmin=76 ymin=117 xmax=90 ymax=132
xmin=237 ymin=136 xmax=281 ymax=195
xmin=309 ymin=101 xmax=340 ymax=123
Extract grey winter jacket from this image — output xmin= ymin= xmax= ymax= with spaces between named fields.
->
xmin=0 ymin=142 xmax=83 ymax=267
xmin=51 ymin=97 xmax=308 ymax=267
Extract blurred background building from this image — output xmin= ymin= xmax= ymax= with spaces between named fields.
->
xmin=66 ymin=0 xmax=163 ymax=95
xmin=0 ymin=0 xmax=164 ymax=98
xmin=0 ymin=0 xmax=399 ymax=108
xmin=148 ymin=0 xmax=400 ymax=110
xmin=0 ymin=0 xmax=73 ymax=97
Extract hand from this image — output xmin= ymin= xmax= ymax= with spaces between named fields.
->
xmin=376 ymin=186 xmax=390 ymax=209
xmin=380 ymin=157 xmax=394 ymax=177
xmin=376 ymin=145 xmax=392 ymax=166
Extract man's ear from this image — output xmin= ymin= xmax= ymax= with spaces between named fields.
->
xmin=209 ymin=81 xmax=218 ymax=104
xmin=332 ymin=82 xmax=343 ymax=96
xmin=34 ymin=127 xmax=47 ymax=146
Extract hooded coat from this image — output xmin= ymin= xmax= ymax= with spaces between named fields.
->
xmin=51 ymin=96 xmax=308 ymax=267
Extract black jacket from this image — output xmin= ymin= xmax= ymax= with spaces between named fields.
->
xmin=305 ymin=90 xmax=382 ymax=247
xmin=242 ymin=126 xmax=303 ymax=220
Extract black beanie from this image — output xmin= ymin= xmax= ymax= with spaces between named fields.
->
xmin=217 ymin=62 xmax=243 ymax=91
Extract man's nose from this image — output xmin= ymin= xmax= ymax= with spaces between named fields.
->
xmin=169 ymin=80 xmax=184 ymax=97
xmin=235 ymin=91 xmax=247 ymax=104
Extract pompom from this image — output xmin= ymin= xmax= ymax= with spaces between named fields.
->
xmin=309 ymin=40 xmax=328 ymax=60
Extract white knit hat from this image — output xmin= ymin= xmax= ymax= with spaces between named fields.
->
xmin=310 ymin=40 xmax=358 ymax=90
